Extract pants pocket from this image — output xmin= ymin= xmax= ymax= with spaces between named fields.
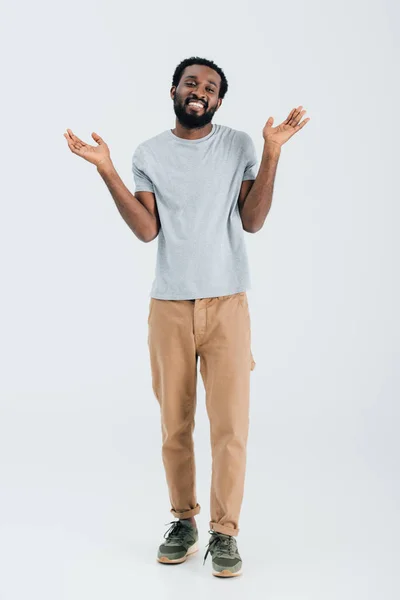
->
xmin=148 ymin=298 xmax=155 ymax=324
xmin=236 ymin=294 xmax=255 ymax=371
xmin=236 ymin=292 xmax=249 ymax=316
xmin=250 ymin=350 xmax=256 ymax=371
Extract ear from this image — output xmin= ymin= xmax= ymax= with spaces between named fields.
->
xmin=170 ymin=86 xmax=176 ymax=101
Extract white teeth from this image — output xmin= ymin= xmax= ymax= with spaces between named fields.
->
xmin=188 ymin=102 xmax=204 ymax=108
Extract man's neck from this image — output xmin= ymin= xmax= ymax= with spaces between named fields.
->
xmin=171 ymin=122 xmax=213 ymax=140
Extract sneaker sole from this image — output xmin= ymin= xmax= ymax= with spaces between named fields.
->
xmin=213 ymin=568 xmax=242 ymax=577
xmin=157 ymin=541 xmax=199 ymax=564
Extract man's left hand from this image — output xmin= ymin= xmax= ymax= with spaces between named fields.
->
xmin=262 ymin=105 xmax=310 ymax=149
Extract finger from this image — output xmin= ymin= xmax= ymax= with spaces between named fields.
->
xmin=64 ymin=136 xmax=84 ymax=156
xmin=295 ymin=110 xmax=307 ymax=127
xmin=287 ymin=106 xmax=304 ymax=126
xmin=64 ymin=132 xmax=88 ymax=156
xmin=296 ymin=110 xmax=308 ymax=126
xmin=91 ymin=131 xmax=104 ymax=145
xmin=289 ymin=109 xmax=307 ymax=128
xmin=283 ymin=108 xmax=296 ymax=125
xmin=66 ymin=128 xmax=86 ymax=148
xmin=64 ymin=132 xmax=75 ymax=147
xmin=294 ymin=117 xmax=310 ymax=131
xmin=66 ymin=128 xmax=79 ymax=141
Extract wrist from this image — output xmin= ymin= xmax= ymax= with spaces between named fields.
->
xmin=263 ymin=140 xmax=281 ymax=155
xmin=96 ymin=157 xmax=114 ymax=174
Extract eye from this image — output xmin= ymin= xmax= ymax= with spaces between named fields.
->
xmin=186 ymin=82 xmax=215 ymax=93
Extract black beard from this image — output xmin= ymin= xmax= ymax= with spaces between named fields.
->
xmin=172 ymin=94 xmax=217 ymax=129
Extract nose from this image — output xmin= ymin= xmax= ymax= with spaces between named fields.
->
xmin=188 ymin=87 xmax=207 ymax=105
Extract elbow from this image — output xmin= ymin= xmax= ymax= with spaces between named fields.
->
xmin=142 ymin=227 xmax=160 ymax=243
xmin=141 ymin=234 xmax=154 ymax=243
xmin=244 ymin=222 xmax=262 ymax=234
xmin=142 ymin=216 xmax=160 ymax=242
xmin=245 ymin=214 xmax=268 ymax=233
xmin=241 ymin=213 xmax=264 ymax=234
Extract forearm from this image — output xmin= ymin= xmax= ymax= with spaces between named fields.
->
xmin=241 ymin=142 xmax=281 ymax=233
xmin=97 ymin=159 xmax=155 ymax=242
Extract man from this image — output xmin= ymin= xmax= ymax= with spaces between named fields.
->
xmin=64 ymin=56 xmax=310 ymax=578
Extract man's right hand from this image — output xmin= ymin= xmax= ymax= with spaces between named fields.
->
xmin=64 ymin=129 xmax=111 ymax=168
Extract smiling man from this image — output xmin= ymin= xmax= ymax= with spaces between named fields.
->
xmin=64 ymin=55 xmax=309 ymax=578
xmin=171 ymin=68 xmax=221 ymax=130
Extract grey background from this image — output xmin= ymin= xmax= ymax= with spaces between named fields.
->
xmin=0 ymin=0 xmax=399 ymax=598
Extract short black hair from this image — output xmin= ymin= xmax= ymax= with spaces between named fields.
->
xmin=171 ymin=56 xmax=228 ymax=99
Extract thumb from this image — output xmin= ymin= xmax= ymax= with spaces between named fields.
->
xmin=91 ymin=131 xmax=104 ymax=145
xmin=264 ymin=117 xmax=274 ymax=134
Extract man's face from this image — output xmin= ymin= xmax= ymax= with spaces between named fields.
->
xmin=171 ymin=65 xmax=222 ymax=129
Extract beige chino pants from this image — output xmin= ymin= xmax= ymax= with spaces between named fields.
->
xmin=147 ymin=291 xmax=255 ymax=536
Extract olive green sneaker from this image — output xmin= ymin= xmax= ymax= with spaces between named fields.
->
xmin=203 ymin=530 xmax=243 ymax=577
xmin=157 ymin=519 xmax=199 ymax=564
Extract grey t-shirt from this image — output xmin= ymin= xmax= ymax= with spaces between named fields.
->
xmin=132 ymin=123 xmax=258 ymax=300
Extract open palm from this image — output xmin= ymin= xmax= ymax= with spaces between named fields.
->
xmin=64 ymin=129 xmax=110 ymax=167
xmin=263 ymin=105 xmax=310 ymax=148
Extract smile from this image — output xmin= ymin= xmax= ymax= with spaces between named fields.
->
xmin=187 ymin=101 xmax=205 ymax=110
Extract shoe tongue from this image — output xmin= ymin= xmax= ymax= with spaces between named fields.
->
xmin=179 ymin=519 xmax=194 ymax=528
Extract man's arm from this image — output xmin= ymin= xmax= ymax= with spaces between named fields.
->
xmin=97 ymin=159 xmax=159 ymax=243
xmin=240 ymin=105 xmax=310 ymax=233
xmin=239 ymin=142 xmax=281 ymax=234
xmin=238 ymin=179 xmax=255 ymax=232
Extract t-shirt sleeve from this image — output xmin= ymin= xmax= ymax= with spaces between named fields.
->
xmin=242 ymin=133 xmax=258 ymax=181
xmin=131 ymin=145 xmax=155 ymax=193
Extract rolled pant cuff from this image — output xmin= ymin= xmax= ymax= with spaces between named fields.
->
xmin=210 ymin=521 xmax=239 ymax=536
xmin=170 ymin=503 xmax=201 ymax=519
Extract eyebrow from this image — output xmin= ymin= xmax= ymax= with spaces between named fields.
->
xmin=184 ymin=75 xmax=218 ymax=88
